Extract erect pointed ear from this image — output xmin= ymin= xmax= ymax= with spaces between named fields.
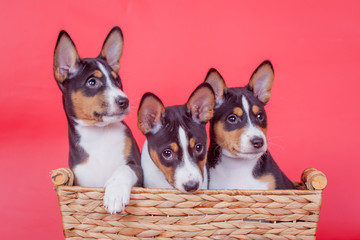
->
xmin=53 ymin=30 xmax=79 ymax=83
xmin=138 ymin=93 xmax=165 ymax=135
xmin=248 ymin=60 xmax=274 ymax=104
xmin=100 ymin=26 xmax=124 ymax=72
xmin=204 ymin=68 xmax=227 ymax=107
xmin=186 ymin=83 xmax=216 ymax=123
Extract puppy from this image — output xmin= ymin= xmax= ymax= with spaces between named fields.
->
xmin=205 ymin=61 xmax=295 ymax=190
xmin=137 ymin=83 xmax=215 ymax=192
xmin=53 ymin=27 xmax=143 ymax=213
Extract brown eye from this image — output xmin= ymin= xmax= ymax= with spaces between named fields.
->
xmin=257 ymin=112 xmax=264 ymax=121
xmin=195 ymin=144 xmax=203 ymax=154
xmin=162 ymin=149 xmax=174 ymax=160
xmin=227 ymin=114 xmax=238 ymax=124
xmin=86 ymin=78 xmax=99 ymax=88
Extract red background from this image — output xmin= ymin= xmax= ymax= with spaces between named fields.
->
xmin=1 ymin=0 xmax=359 ymax=239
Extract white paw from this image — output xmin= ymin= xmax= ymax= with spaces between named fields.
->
xmin=103 ymin=181 xmax=131 ymax=214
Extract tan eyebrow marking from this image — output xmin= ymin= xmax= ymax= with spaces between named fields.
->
xmin=233 ymin=107 xmax=243 ymax=116
xmin=189 ymin=138 xmax=196 ymax=148
xmin=170 ymin=142 xmax=179 ymax=152
xmin=252 ymin=105 xmax=260 ymax=115
xmin=93 ymin=70 xmax=102 ymax=78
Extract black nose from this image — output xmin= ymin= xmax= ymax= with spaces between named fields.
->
xmin=183 ymin=181 xmax=199 ymax=193
xmin=251 ymin=137 xmax=264 ymax=148
xmin=115 ymin=97 xmax=129 ymax=109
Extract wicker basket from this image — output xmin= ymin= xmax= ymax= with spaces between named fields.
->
xmin=51 ymin=168 xmax=327 ymax=239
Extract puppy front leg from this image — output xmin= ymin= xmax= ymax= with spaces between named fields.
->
xmin=103 ymin=164 xmax=137 ymax=214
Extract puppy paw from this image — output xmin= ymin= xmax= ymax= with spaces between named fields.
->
xmin=103 ymin=181 xmax=131 ymax=214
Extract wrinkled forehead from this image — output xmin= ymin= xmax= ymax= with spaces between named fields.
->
xmin=63 ymin=58 xmax=121 ymax=91
xmin=225 ymin=87 xmax=260 ymax=103
xmin=219 ymin=87 xmax=265 ymax=111
xmin=148 ymin=106 xmax=207 ymax=146
xmin=80 ymin=58 xmax=114 ymax=76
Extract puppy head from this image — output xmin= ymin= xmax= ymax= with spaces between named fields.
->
xmin=138 ymin=83 xmax=215 ymax=192
xmin=206 ymin=61 xmax=274 ymax=160
xmin=53 ymin=27 xmax=130 ymax=127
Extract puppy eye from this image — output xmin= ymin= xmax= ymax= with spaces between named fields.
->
xmin=257 ymin=112 xmax=265 ymax=121
xmin=227 ymin=114 xmax=238 ymax=124
xmin=86 ymin=78 xmax=99 ymax=88
xmin=162 ymin=149 xmax=174 ymax=160
xmin=195 ymin=144 xmax=203 ymax=153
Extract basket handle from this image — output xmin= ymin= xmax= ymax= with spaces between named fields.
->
xmin=51 ymin=168 xmax=74 ymax=186
xmin=301 ymin=168 xmax=327 ymax=190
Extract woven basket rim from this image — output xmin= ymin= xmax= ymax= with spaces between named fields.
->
xmin=56 ymin=185 xmax=322 ymax=196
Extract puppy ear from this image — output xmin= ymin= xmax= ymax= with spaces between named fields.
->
xmin=100 ymin=26 xmax=124 ymax=72
xmin=138 ymin=93 xmax=165 ymax=135
xmin=53 ymin=31 xmax=79 ymax=83
xmin=204 ymin=68 xmax=227 ymax=107
xmin=248 ymin=60 xmax=274 ymax=104
xmin=186 ymin=83 xmax=216 ymax=123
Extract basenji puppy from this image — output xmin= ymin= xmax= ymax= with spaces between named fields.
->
xmin=205 ymin=61 xmax=295 ymax=190
xmin=137 ymin=83 xmax=215 ymax=192
xmin=53 ymin=26 xmax=143 ymax=214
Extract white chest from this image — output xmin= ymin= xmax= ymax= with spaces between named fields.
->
xmin=73 ymin=122 xmax=128 ymax=187
xmin=209 ymin=154 xmax=269 ymax=190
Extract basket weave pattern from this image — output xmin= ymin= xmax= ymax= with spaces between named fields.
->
xmin=53 ymin=169 xmax=325 ymax=239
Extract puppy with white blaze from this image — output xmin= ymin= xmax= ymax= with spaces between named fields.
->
xmin=205 ymin=61 xmax=295 ymax=190
xmin=53 ymin=26 xmax=143 ymax=214
xmin=138 ymin=83 xmax=216 ymax=192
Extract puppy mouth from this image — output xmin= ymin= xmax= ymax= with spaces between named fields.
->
xmin=104 ymin=112 xmax=127 ymax=118
xmin=95 ymin=108 xmax=130 ymax=119
xmin=238 ymin=151 xmax=263 ymax=155
xmin=91 ymin=110 xmax=129 ymax=125
xmin=224 ymin=148 xmax=265 ymax=159
xmin=235 ymin=150 xmax=265 ymax=159
xmin=102 ymin=113 xmax=128 ymax=121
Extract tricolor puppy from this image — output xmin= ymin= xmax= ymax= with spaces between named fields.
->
xmin=205 ymin=61 xmax=295 ymax=190
xmin=137 ymin=83 xmax=215 ymax=192
xmin=53 ymin=27 xmax=143 ymax=213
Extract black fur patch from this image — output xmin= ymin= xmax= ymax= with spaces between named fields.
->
xmin=207 ymin=86 xmax=294 ymax=189
xmin=146 ymin=105 xmax=208 ymax=169
xmin=208 ymin=87 xmax=267 ymax=167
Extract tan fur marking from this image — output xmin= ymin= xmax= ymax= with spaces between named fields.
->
xmin=252 ymin=105 xmax=260 ymax=115
xmin=233 ymin=107 xmax=243 ymax=117
xmin=150 ymin=149 xmax=175 ymax=186
xmin=71 ymin=90 xmax=106 ymax=125
xmin=170 ymin=142 xmax=179 ymax=152
xmin=197 ymin=154 xmax=207 ymax=176
xmin=259 ymin=126 xmax=268 ymax=136
xmin=54 ymin=68 xmax=66 ymax=83
xmin=257 ymin=174 xmax=276 ymax=190
xmin=93 ymin=70 xmax=102 ymax=78
xmin=189 ymin=138 xmax=196 ymax=148
xmin=123 ymin=136 xmax=132 ymax=162
xmin=214 ymin=122 xmax=246 ymax=156
xmin=111 ymin=71 xmax=117 ymax=79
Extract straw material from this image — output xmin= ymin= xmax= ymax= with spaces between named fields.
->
xmin=52 ymin=168 xmax=326 ymax=239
